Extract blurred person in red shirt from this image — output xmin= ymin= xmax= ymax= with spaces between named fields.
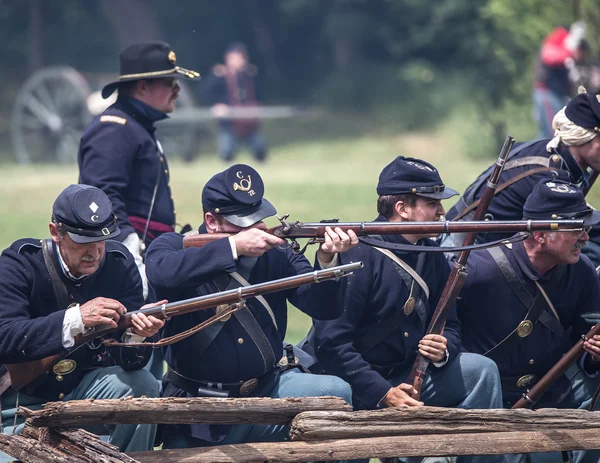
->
xmin=534 ymin=22 xmax=589 ymax=138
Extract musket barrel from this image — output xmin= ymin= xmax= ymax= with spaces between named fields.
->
xmin=278 ymin=220 xmax=584 ymax=236
xmin=119 ymin=262 xmax=363 ymax=327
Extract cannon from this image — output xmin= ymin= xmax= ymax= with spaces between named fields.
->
xmin=10 ymin=65 xmax=206 ymax=164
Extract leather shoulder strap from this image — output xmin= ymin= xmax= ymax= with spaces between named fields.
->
xmin=41 ymin=239 xmax=71 ymax=308
xmin=485 ymin=251 xmax=566 ymax=360
xmin=372 ymin=247 xmax=429 ymax=298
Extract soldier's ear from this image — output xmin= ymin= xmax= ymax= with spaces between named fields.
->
xmin=532 ymin=231 xmax=546 ymax=244
xmin=394 ymin=201 xmax=409 ymax=220
xmin=49 ymin=222 xmax=62 ymax=244
xmin=204 ymin=212 xmax=219 ymax=232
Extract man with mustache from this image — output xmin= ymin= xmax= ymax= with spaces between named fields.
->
xmin=0 ymin=184 xmax=164 ymax=461
xmin=78 ymin=41 xmax=200 ymax=301
xmin=456 ymin=179 xmax=600 ymax=463
xmin=308 ymin=157 xmax=504 ymax=463
xmin=144 ymin=164 xmax=357 ymax=450
xmin=79 ymin=41 xmax=200 ymax=379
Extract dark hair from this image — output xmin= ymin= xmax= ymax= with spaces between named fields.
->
xmin=377 ymin=194 xmax=418 ymax=219
xmin=117 ymin=80 xmax=141 ymax=96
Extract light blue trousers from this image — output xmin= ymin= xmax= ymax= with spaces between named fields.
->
xmin=0 ymin=366 xmax=159 ymax=462
xmin=390 ymin=352 xmax=507 ymax=463
xmin=508 ymin=363 xmax=600 ymax=463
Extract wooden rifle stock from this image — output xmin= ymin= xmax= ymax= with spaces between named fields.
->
xmin=183 ymin=219 xmax=584 ymax=250
xmin=407 ymin=136 xmax=516 ymax=400
xmin=512 ymin=323 xmax=600 ymax=409
xmin=4 ymin=262 xmax=363 ymax=391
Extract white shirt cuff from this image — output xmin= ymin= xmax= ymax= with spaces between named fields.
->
xmin=433 ymin=349 xmax=450 ymax=368
xmin=62 ymin=304 xmax=84 ymax=348
xmin=228 ymin=236 xmax=238 ymax=260
xmin=377 ymin=387 xmax=393 ymax=408
xmin=317 ymin=252 xmax=339 ymax=269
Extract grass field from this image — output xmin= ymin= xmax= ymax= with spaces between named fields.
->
xmin=3 ymin=111 xmax=600 ymax=344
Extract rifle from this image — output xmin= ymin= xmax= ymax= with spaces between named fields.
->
xmin=511 ymin=322 xmax=600 ymax=409
xmin=3 ymin=262 xmax=362 ymax=392
xmin=183 ymin=216 xmax=584 ymax=254
xmin=406 ymin=136 xmax=516 ymax=400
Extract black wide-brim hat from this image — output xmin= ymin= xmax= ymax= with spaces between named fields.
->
xmin=102 ymin=41 xmax=200 ymax=99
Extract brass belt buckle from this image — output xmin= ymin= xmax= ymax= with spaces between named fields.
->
xmin=516 ymin=374 xmax=536 ymax=389
xmin=239 ymin=378 xmax=259 ymax=395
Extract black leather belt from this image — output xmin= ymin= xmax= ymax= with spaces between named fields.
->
xmin=167 ymin=368 xmax=279 ymax=398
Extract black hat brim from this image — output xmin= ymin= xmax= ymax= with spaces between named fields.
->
xmin=101 ymin=66 xmax=200 ymax=99
xmin=67 ymin=226 xmax=121 ymax=244
xmin=222 ymin=198 xmax=277 ymax=228
xmin=415 ymin=186 xmax=459 ymax=200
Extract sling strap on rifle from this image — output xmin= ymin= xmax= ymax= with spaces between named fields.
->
xmin=355 ymin=244 xmax=428 ymax=354
xmin=484 ymin=246 xmax=566 ymax=362
xmin=453 ymin=139 xmax=562 ymax=221
xmin=162 ymin=256 xmax=277 ymax=377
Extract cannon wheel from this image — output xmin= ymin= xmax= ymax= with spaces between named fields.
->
xmin=11 ymin=66 xmax=91 ymax=164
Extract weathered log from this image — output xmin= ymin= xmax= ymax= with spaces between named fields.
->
xmin=290 ymin=406 xmax=600 ymax=440
xmin=129 ymin=430 xmax=600 ymax=462
xmin=19 ymin=396 xmax=351 ymax=427
xmin=0 ymin=424 xmax=138 ymax=462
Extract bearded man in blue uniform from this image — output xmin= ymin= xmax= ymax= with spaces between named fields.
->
xmin=457 ymin=179 xmax=600 ymax=463
xmin=0 ymin=185 xmax=164 ymax=461
xmin=310 ymin=157 xmax=505 ymax=463
xmin=444 ymin=89 xmax=600 ymax=265
xmin=145 ymin=164 xmax=358 ymax=449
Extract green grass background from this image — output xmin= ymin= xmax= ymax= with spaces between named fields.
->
xmin=3 ymin=112 xmax=600 ymax=344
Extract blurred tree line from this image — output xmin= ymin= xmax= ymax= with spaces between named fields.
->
xmin=0 ymin=0 xmax=598 ymax=152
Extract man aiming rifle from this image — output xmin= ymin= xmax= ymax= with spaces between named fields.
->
xmin=144 ymin=163 xmax=358 ymax=451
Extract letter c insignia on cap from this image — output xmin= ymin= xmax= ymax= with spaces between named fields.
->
xmin=91 ymin=215 xmax=99 ymax=223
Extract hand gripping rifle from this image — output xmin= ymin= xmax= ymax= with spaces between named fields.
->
xmin=3 ymin=262 xmax=362 ymax=392
xmin=511 ymin=321 xmax=600 ymax=409
xmin=406 ymin=136 xmax=516 ymax=400
xmin=183 ymin=216 xmax=584 ymax=255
